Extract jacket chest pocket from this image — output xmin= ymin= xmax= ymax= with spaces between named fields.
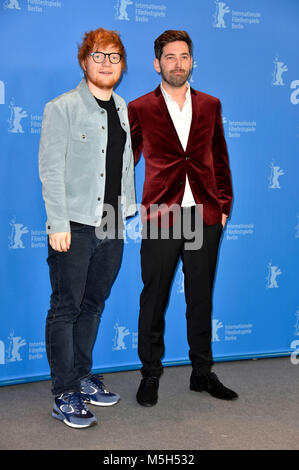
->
xmin=69 ymin=129 xmax=99 ymax=158
xmin=71 ymin=130 xmax=93 ymax=142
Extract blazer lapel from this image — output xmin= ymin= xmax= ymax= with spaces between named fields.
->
xmin=186 ymin=88 xmax=199 ymax=153
xmin=154 ymin=86 xmax=185 ymax=154
xmin=154 ymin=86 xmax=200 ymax=154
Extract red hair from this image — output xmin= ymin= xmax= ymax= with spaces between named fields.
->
xmin=78 ymin=27 xmax=126 ymax=71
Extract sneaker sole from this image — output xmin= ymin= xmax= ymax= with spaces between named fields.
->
xmin=52 ymin=409 xmax=97 ymax=429
xmin=83 ymin=397 xmax=120 ymax=407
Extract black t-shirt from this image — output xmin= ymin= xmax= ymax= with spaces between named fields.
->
xmin=95 ymin=96 xmax=126 ymax=234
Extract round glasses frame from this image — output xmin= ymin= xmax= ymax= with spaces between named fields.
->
xmin=89 ymin=51 xmax=122 ymax=64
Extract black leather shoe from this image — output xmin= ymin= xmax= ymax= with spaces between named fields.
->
xmin=136 ymin=377 xmax=159 ymax=407
xmin=190 ymin=372 xmax=238 ymax=400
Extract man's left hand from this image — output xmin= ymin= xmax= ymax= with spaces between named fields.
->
xmin=221 ymin=214 xmax=228 ymax=228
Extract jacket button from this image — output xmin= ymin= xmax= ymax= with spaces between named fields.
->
xmin=82 ymin=134 xmax=86 ymax=139
xmin=47 ymin=225 xmax=51 ymax=229
xmin=100 ymin=173 xmax=104 ymax=177
xmin=98 ymin=197 xmax=101 ymax=201
xmin=101 ymin=126 xmax=105 ymax=130
xmin=102 ymin=149 xmax=105 ymax=153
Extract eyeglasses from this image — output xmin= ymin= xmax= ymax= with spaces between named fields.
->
xmin=89 ymin=52 xmax=122 ymax=64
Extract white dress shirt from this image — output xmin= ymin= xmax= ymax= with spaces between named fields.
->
xmin=160 ymin=82 xmax=196 ymax=207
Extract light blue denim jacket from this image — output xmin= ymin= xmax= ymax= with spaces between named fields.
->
xmin=39 ymin=79 xmax=136 ymax=234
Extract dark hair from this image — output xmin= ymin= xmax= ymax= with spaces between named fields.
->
xmin=154 ymin=30 xmax=193 ymax=60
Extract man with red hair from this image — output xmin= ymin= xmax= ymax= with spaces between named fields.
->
xmin=39 ymin=28 xmax=136 ymax=428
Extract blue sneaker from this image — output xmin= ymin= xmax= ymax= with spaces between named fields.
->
xmin=52 ymin=392 xmax=97 ymax=429
xmin=81 ymin=375 xmax=120 ymax=406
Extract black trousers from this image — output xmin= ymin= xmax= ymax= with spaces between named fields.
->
xmin=138 ymin=208 xmax=223 ymax=378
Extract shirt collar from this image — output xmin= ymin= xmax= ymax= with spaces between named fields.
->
xmin=160 ymin=81 xmax=191 ymax=105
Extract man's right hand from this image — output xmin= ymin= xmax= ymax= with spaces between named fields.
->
xmin=49 ymin=232 xmax=71 ymax=252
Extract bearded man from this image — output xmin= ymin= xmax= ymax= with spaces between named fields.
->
xmin=128 ymin=30 xmax=238 ymax=407
xmin=39 ymin=28 xmax=136 ymax=428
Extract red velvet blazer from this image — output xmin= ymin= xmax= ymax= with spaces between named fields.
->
xmin=128 ymin=85 xmax=233 ymax=226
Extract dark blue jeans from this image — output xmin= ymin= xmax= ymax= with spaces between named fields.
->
xmin=46 ymin=222 xmax=123 ymax=396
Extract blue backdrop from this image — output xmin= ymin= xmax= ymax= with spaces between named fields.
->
xmin=1 ymin=0 xmax=298 ymax=386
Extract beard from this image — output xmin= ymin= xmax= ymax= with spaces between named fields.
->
xmin=160 ymin=65 xmax=192 ymax=88
xmin=87 ymin=70 xmax=121 ymax=91
xmin=91 ymin=76 xmax=118 ymax=90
